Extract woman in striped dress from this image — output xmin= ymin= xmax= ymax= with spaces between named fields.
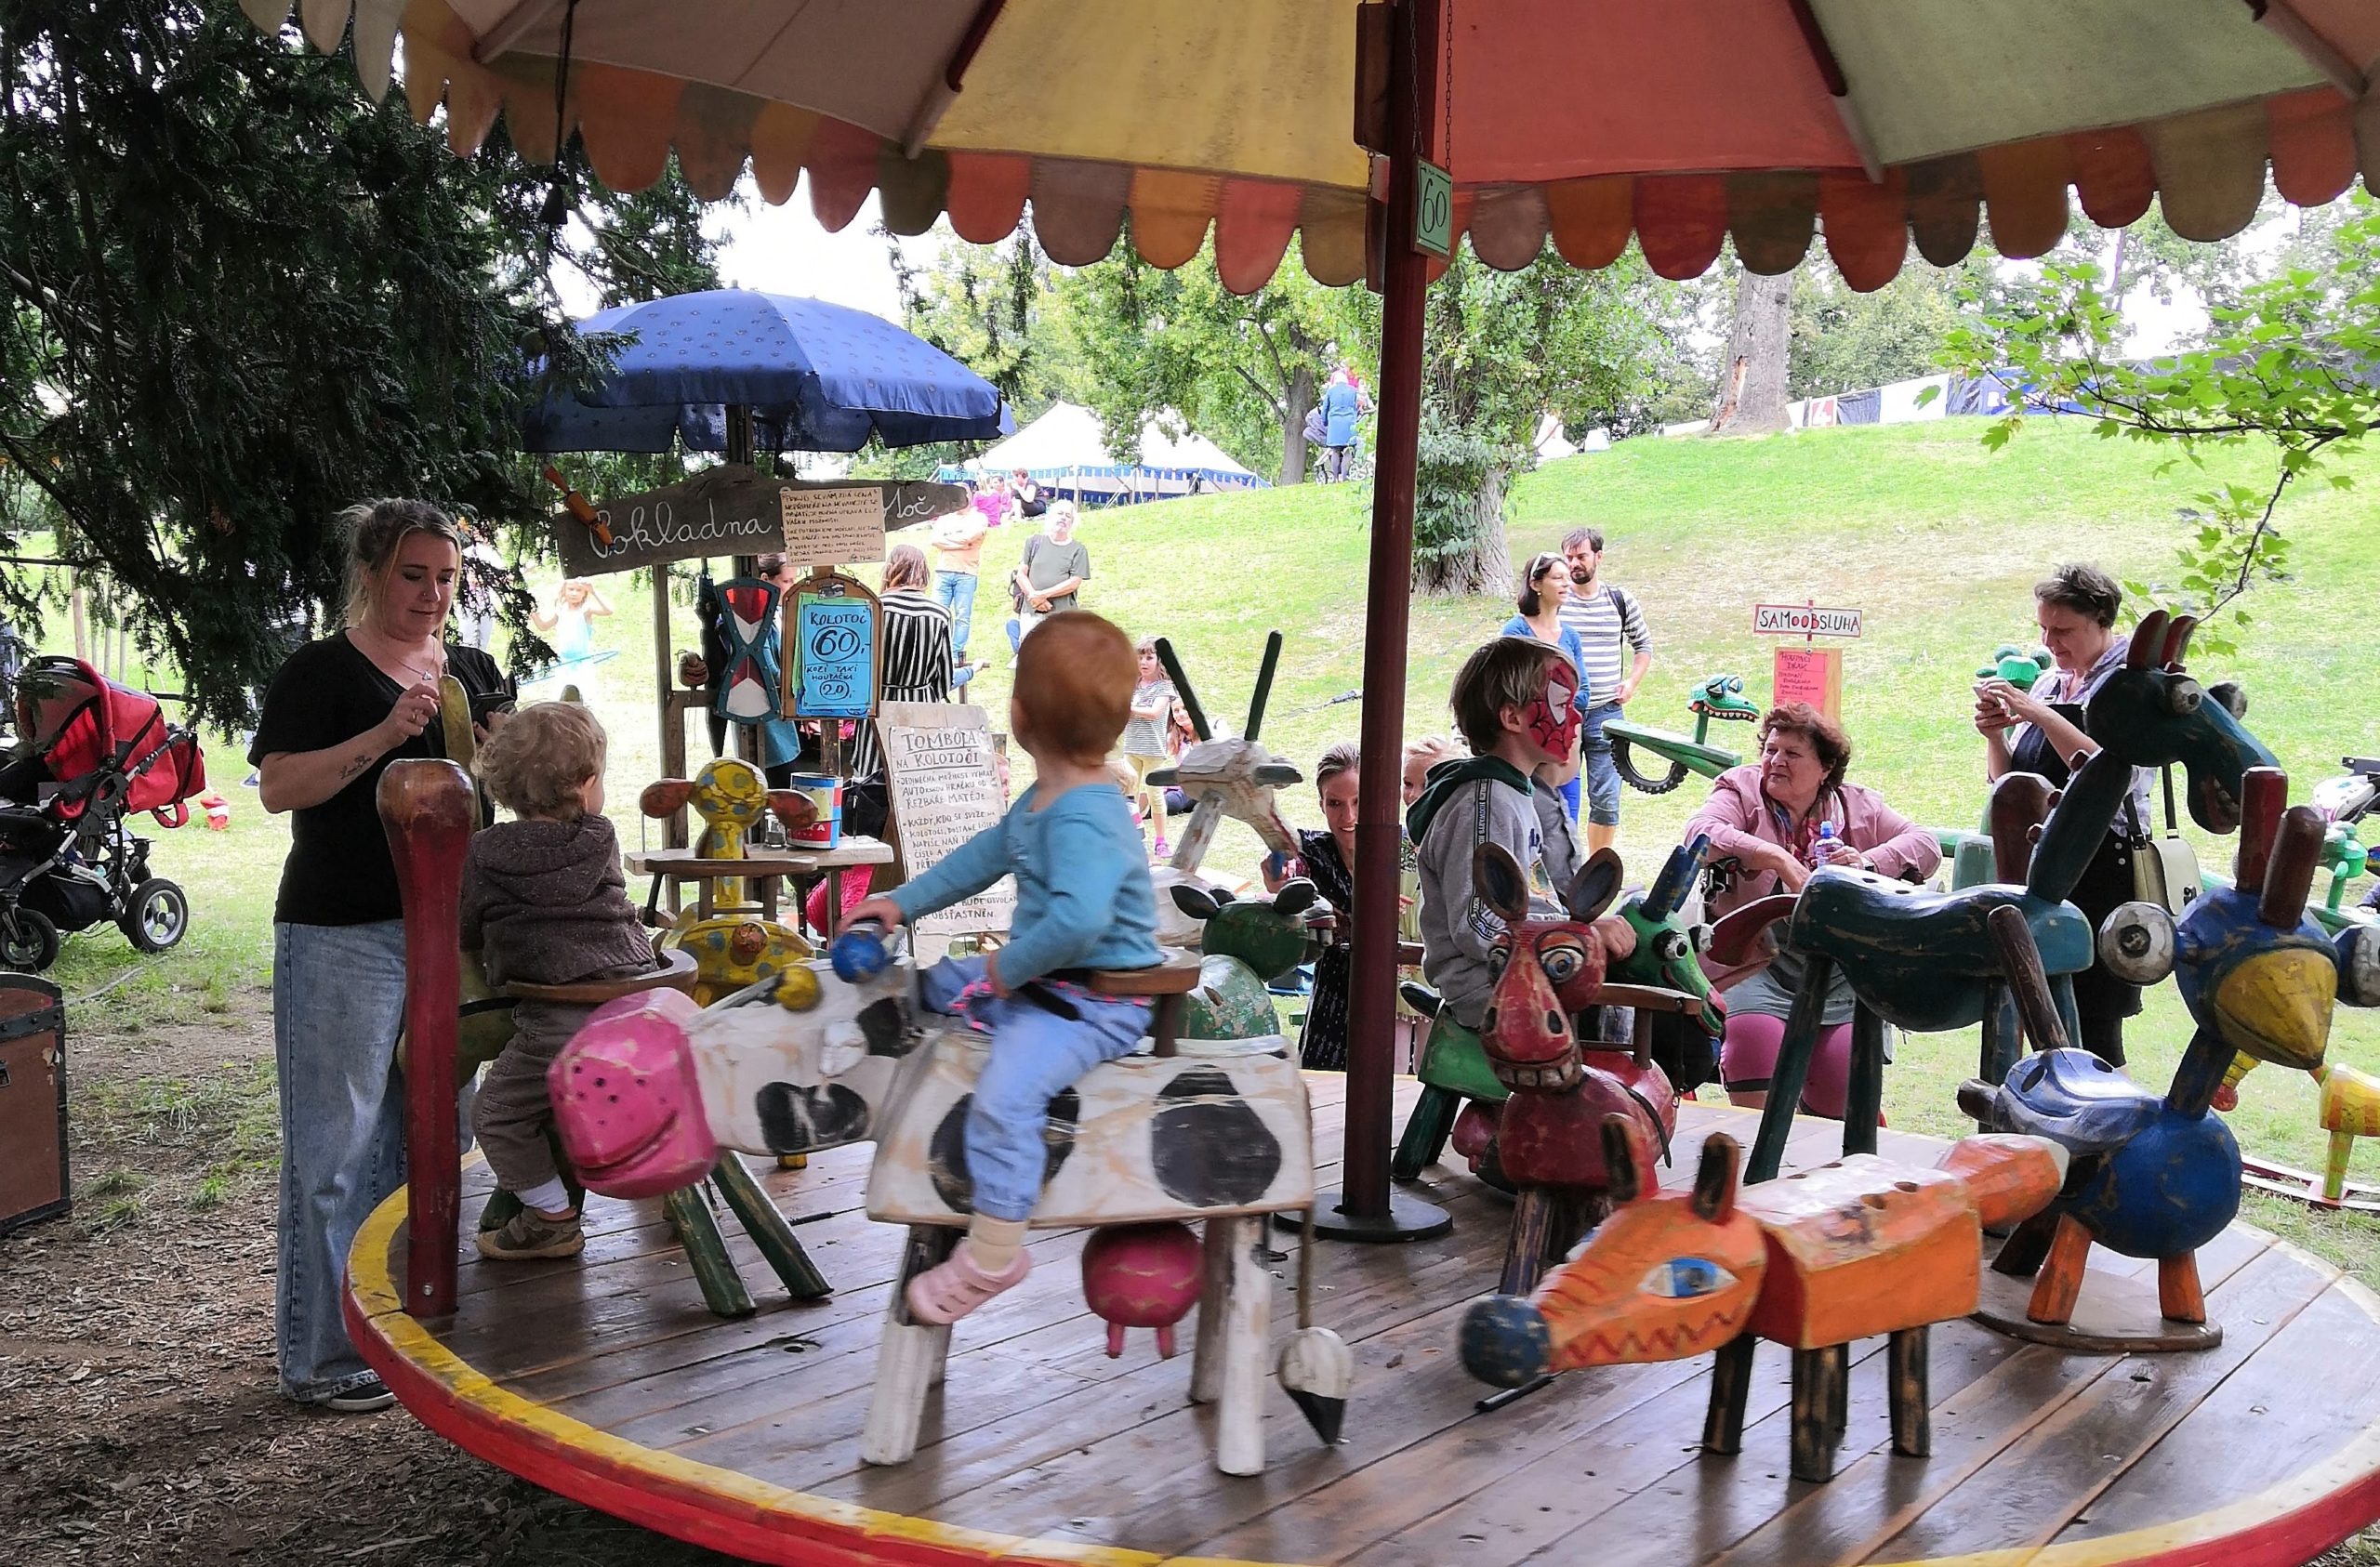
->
xmin=847 ymin=543 xmax=964 ymax=783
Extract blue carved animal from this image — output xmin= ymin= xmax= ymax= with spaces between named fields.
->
xmin=1972 ymin=768 xmax=2380 ymax=1333
xmin=2082 ymin=608 xmax=2277 ymax=833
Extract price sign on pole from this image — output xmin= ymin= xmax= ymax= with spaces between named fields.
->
xmin=1413 ymin=158 xmax=1453 ymax=258
xmin=1752 ymin=599 xmax=1861 ymax=722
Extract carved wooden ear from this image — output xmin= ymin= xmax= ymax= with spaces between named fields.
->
xmin=641 ymin=780 xmax=694 ymax=818
xmin=1272 ymin=879 xmax=1319 ymax=915
xmin=1474 ymin=842 xmax=1531 ymax=924
xmin=1252 ymin=762 xmax=1304 ymax=789
xmin=1692 ymin=1135 xmax=1740 ymax=1222
xmin=2125 ymin=608 xmax=2168 ymax=670
xmin=766 ymin=790 xmax=819 ymax=830
xmin=1565 ymin=849 xmax=1623 ymax=925
xmin=1643 ymin=835 xmax=1705 ymax=922
xmin=2260 ymin=805 xmax=2325 ymax=928
xmin=2163 ymin=612 xmax=2198 ymax=671
xmin=1600 ymin=1116 xmax=1643 ymax=1205
xmin=1170 ymin=884 xmax=1223 ymax=921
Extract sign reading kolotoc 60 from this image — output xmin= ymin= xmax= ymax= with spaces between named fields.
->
xmin=1752 ymin=603 xmax=1864 ymax=639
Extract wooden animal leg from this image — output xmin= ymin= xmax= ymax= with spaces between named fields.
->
xmin=1543 ymin=1190 xmax=1609 ymax=1272
xmin=1192 ymin=1216 xmax=1234 ymax=1404
xmin=1197 ymin=1215 xmax=1270 ymax=1477
xmin=2324 ymin=1129 xmax=2357 ymax=1205
xmin=1391 ymin=1085 xmax=1462 ymax=1181
xmin=1828 ymin=1343 xmax=1849 ymax=1436
xmin=1702 ymin=1337 xmax=1756 ymax=1455
xmin=1977 ymin=980 xmax=2021 ymax=1094
xmin=1888 ymin=1326 xmax=1930 ymax=1457
xmin=2158 ymin=1253 xmax=2207 ymax=1325
xmin=1991 ymin=1208 xmax=2061 ymax=1278
xmin=860 ymin=1226 xmax=959 ymax=1466
xmin=1842 ymin=1006 xmax=1886 ymax=1158
xmin=662 ymin=1185 xmax=755 ymax=1319
xmin=2025 ymin=1216 xmax=2095 ymax=1327
xmin=709 ymin=1154 xmax=830 ymax=1300
xmin=1500 ymin=1187 xmax=1556 ymax=1298
xmin=1790 ymin=1345 xmax=1844 ymax=1483
xmin=1747 ymin=952 xmax=1835 ymax=1184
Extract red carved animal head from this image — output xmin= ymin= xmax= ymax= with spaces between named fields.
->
xmin=1474 ymin=841 xmax=1622 ymax=1090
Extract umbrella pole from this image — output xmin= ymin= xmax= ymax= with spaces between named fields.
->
xmin=1315 ymin=0 xmax=1449 ymax=1244
xmin=726 ymin=404 xmax=766 ymax=771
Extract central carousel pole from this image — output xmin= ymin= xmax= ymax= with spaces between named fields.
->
xmin=1313 ymin=0 xmax=1449 ymax=1243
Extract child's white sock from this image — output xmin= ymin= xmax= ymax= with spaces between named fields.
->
xmin=517 ymin=1177 xmax=573 ymax=1216
xmin=963 ymin=1217 xmax=1029 ymax=1275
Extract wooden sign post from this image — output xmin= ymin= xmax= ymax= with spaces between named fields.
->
xmin=875 ymin=702 xmax=1014 ymax=938
xmin=1752 ymin=601 xmax=1861 ymax=723
xmin=556 ymin=465 xmax=959 ymax=578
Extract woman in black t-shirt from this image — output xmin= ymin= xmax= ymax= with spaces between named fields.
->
xmin=249 ymin=499 xmax=512 ymax=1413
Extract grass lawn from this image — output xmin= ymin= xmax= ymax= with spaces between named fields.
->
xmin=30 ymin=416 xmax=2380 ymax=1280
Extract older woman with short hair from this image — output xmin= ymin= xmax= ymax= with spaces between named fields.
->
xmin=1683 ymin=703 xmax=1939 ymax=1117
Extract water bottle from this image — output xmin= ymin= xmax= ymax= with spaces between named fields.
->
xmin=1814 ymin=821 xmax=1840 ymax=869
xmin=830 ymin=918 xmax=892 ymax=983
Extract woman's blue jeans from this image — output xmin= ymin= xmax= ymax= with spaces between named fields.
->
xmin=272 ymin=919 xmax=409 ymax=1403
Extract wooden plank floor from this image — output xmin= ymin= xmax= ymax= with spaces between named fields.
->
xmin=350 ymin=1079 xmax=2380 ymax=1567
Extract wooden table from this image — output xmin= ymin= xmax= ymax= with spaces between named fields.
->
xmin=628 ymin=837 xmax=896 ymax=935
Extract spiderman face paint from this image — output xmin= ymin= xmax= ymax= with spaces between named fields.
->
xmin=1524 ymin=659 xmax=1580 ymax=760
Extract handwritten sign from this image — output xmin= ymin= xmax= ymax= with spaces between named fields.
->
xmin=556 ymin=464 xmax=964 ymax=577
xmin=1752 ymin=603 xmax=1864 ymax=639
xmin=787 ymin=573 xmax=880 ymax=720
xmin=878 ymin=702 xmax=1014 ymax=937
xmin=1773 ymin=645 xmax=1844 ymax=722
xmin=782 ymin=484 xmax=887 ymax=567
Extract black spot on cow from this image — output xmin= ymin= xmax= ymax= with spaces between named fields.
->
xmin=1151 ymin=1067 xmax=1282 ymax=1208
xmin=927 ymin=1087 xmax=1079 ymax=1213
xmin=857 ymin=998 xmax=912 ymax=1057
xmin=756 ymin=1083 xmax=873 ymax=1153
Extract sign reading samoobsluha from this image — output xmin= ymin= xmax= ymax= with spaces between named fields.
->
xmin=555 ymin=463 xmax=967 ymax=578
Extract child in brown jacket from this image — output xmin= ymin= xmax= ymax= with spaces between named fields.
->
xmin=462 ymin=703 xmax=654 ymax=1260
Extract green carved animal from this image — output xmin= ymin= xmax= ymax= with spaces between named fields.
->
xmin=1170 ymin=881 xmax=1323 ymax=1041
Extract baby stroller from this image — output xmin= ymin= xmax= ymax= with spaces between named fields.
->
xmin=0 ymin=656 xmax=206 ymax=971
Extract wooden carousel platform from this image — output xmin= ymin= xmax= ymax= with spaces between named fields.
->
xmin=346 ymin=1080 xmax=2380 ymax=1567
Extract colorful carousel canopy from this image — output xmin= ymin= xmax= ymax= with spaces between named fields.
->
xmin=246 ymin=0 xmax=2379 ymax=291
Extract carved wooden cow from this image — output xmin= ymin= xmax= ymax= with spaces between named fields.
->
xmin=548 ymin=954 xmax=920 ymax=1201
xmin=861 ymin=1032 xmax=1314 ymax=1478
xmin=1461 ymin=1126 xmax=2064 ymax=1483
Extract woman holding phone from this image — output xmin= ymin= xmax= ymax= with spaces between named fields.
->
xmin=251 ymin=499 xmax=513 ymax=1414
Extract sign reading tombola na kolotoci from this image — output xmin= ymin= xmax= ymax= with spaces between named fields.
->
xmin=553 ymin=464 xmax=968 ymax=579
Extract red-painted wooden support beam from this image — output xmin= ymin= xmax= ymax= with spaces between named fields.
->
xmin=380 ymin=757 xmax=475 ymax=1316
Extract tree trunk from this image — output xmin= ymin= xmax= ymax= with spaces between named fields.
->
xmin=1281 ymin=364 xmax=1317 ymax=484
xmin=1414 ymin=463 xmax=1513 ymax=597
xmin=1710 ymin=269 xmax=1793 ymax=436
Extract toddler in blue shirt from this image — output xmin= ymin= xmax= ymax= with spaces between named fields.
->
xmin=850 ymin=610 xmax=1160 ymax=1323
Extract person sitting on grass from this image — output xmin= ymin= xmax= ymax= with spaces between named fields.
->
xmin=847 ymin=611 xmax=1160 ymax=1323
xmin=1408 ymin=636 xmax=1633 ymax=1034
xmin=463 ymin=702 xmax=656 ymax=1261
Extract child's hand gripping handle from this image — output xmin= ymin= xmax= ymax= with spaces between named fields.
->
xmin=830 ymin=918 xmax=893 ymax=983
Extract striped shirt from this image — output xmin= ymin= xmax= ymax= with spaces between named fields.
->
xmin=849 ymin=588 xmax=955 ymax=781
xmin=1557 ymin=583 xmax=1651 ymax=708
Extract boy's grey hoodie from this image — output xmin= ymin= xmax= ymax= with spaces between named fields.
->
xmin=1406 ymin=757 xmax=1582 ymax=1029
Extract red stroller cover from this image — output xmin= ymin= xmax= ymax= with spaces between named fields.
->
xmin=13 ymin=657 xmax=208 ymax=825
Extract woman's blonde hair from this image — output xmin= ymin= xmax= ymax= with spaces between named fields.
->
xmin=339 ymin=498 xmax=468 ymax=628
xmin=477 ymin=702 xmax=606 ymax=819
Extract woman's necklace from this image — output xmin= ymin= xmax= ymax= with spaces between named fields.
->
xmin=353 ymin=625 xmax=443 ymax=687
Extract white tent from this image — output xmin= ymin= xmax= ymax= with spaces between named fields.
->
xmin=949 ymin=402 xmax=1265 ymax=503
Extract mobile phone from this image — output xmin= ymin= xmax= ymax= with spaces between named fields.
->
xmin=469 ymin=691 xmax=518 ymax=724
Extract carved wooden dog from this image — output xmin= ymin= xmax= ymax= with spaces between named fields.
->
xmin=1461 ymin=1125 xmax=2063 ymax=1482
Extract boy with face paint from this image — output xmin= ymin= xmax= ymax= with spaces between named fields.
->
xmin=1407 ymin=637 xmax=1635 ymax=1031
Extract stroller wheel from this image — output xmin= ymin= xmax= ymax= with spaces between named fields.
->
xmin=1 ymin=907 xmax=59 ymax=972
xmin=121 ymin=878 xmax=189 ymax=954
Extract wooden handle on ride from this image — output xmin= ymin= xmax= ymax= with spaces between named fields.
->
xmin=1985 ymin=903 xmax=2069 ymax=1053
xmin=2258 ymin=804 xmax=2325 ymax=928
xmin=379 ymin=758 xmax=475 ymax=1319
xmin=1153 ymin=637 xmax=1209 ymax=742
xmin=1986 ymin=773 xmax=2056 ymax=886
xmin=2235 ymin=766 xmax=2287 ymax=889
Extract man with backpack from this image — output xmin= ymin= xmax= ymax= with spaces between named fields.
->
xmin=1557 ymin=525 xmax=1653 ymax=855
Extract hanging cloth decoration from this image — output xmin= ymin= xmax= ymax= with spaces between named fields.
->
xmin=710 ymin=575 xmax=782 ymax=723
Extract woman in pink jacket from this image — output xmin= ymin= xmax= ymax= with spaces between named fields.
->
xmin=1681 ymin=703 xmax=1941 ymax=1118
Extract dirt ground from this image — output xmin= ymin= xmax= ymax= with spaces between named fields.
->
xmin=0 ymin=994 xmax=747 ymax=1567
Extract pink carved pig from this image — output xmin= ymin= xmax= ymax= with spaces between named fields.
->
xmin=549 ymin=988 xmax=715 ymax=1199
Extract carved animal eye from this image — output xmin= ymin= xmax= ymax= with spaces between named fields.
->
xmin=2096 ymin=901 xmax=2176 ymax=984
xmin=1488 ymin=942 xmax=1510 ymax=977
xmin=1641 ymin=1257 xmax=1736 ymax=1298
xmin=2167 ymin=678 xmax=2203 ymax=716
xmin=1657 ymin=931 xmax=1688 ymax=963
xmin=1539 ymin=940 xmax=1584 ymax=983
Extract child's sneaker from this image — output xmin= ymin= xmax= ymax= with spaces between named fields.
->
xmin=1152 ymin=836 xmax=1170 ymax=860
xmin=906 ymin=1244 xmax=1030 ymax=1324
xmin=475 ymin=1205 xmax=584 ymax=1260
